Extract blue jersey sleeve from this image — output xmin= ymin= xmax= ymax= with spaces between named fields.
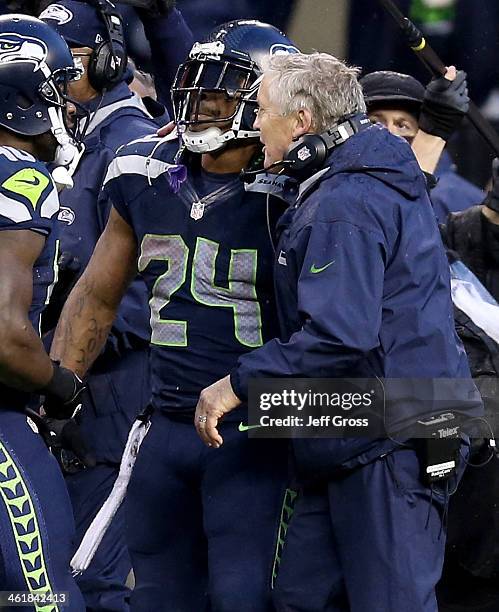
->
xmin=102 ymin=155 xmax=136 ymax=227
xmin=231 ymin=220 xmax=387 ymax=401
xmin=103 ymin=137 xmax=186 ymax=226
xmin=0 ymin=158 xmax=58 ymax=235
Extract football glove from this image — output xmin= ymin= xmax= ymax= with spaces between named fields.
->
xmin=41 ymin=362 xmax=86 ymax=420
xmin=419 ymin=70 xmax=469 ymax=141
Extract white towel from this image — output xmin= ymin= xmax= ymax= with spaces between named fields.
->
xmin=450 ymin=261 xmax=499 ymax=345
xmin=71 ymin=417 xmax=151 ymax=574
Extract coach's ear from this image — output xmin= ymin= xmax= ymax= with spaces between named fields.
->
xmin=292 ymin=108 xmax=313 ymax=140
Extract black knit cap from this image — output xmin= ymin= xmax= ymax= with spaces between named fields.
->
xmin=360 ymin=71 xmax=425 ymax=115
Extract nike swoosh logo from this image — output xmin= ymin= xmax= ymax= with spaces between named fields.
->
xmin=310 ymin=260 xmax=335 ymax=274
xmin=17 ymin=177 xmax=41 ymax=186
xmin=238 ymin=422 xmax=262 ymax=432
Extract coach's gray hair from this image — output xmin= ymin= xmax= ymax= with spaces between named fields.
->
xmin=264 ymin=53 xmax=366 ymax=133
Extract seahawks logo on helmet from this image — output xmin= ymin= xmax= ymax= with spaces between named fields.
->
xmin=0 ymin=33 xmax=48 ymax=68
xmin=39 ymin=4 xmax=74 ymax=25
xmin=270 ymin=43 xmax=299 ymax=56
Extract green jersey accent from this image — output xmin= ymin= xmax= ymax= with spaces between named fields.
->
xmin=140 ymin=234 xmax=264 ymax=349
xmin=271 ymin=488 xmax=298 ymax=588
xmin=2 ymin=168 xmax=50 ymax=210
xmin=191 ymin=237 xmax=263 ymax=348
xmin=0 ymin=439 xmax=59 ymax=612
xmin=138 ymin=234 xmax=189 ymax=347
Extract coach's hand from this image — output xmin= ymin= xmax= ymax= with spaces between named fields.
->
xmin=195 ymin=375 xmax=241 ymax=448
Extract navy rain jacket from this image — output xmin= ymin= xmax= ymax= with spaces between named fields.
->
xmin=231 ymin=123 xmax=482 ymax=467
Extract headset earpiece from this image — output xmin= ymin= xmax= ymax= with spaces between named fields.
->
xmin=282 ymin=114 xmax=372 ymax=177
xmin=87 ymin=0 xmax=127 ymax=91
xmin=88 ymin=38 xmax=126 ymax=91
xmin=284 ymin=134 xmax=329 ymax=174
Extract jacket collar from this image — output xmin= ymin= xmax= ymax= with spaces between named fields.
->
xmin=296 ymin=167 xmax=331 ymax=203
xmin=82 ymin=82 xmax=153 ymax=139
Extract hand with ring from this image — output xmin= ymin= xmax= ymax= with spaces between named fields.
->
xmin=194 ymin=375 xmax=241 ymax=447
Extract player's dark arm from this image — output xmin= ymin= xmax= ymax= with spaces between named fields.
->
xmin=51 ymin=207 xmax=139 ymax=377
xmin=0 ymin=229 xmax=53 ymax=390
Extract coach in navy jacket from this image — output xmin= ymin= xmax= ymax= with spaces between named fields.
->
xmin=195 ymin=52 xmax=482 ymax=612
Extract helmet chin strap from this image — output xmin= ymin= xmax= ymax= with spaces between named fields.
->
xmin=47 ymin=106 xmax=79 ymax=166
xmin=181 ymin=126 xmax=236 ymax=154
xmin=47 ymin=106 xmax=85 ymax=191
xmin=51 ymin=144 xmax=85 ymax=191
xmin=179 ymin=92 xmax=260 ymax=154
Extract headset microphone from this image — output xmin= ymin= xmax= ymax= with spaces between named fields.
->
xmin=240 ymin=159 xmax=294 ymax=184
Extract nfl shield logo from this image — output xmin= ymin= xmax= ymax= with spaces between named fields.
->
xmin=297 ymin=146 xmax=312 ymax=162
xmin=190 ymin=201 xmax=205 ymax=220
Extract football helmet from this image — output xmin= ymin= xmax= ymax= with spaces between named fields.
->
xmin=0 ymin=14 xmax=83 ymax=165
xmin=172 ymin=20 xmax=299 ymax=153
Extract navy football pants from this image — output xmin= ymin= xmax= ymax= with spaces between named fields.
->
xmin=0 ymin=409 xmax=85 ymax=611
xmin=274 ymin=447 xmax=461 ymax=612
xmin=65 ymin=347 xmax=150 ymax=612
xmin=126 ymin=411 xmax=288 ymax=612
xmin=66 ymin=466 xmax=131 ymax=612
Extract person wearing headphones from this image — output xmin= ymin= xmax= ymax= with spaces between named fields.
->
xmin=193 ymin=52 xmax=483 ymax=612
xmin=38 ymin=1 xmax=191 ymax=610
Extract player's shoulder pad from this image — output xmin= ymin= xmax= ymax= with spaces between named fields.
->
xmin=0 ymin=146 xmax=58 ymax=224
xmin=104 ymin=133 xmax=184 ymax=189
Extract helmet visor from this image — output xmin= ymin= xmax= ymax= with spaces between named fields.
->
xmin=172 ymin=58 xmax=255 ymax=126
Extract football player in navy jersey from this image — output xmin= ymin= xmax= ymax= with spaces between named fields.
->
xmin=0 ymin=14 xmax=89 ymax=609
xmin=38 ymin=3 xmax=193 ymax=608
xmin=51 ymin=20 xmax=299 ymax=612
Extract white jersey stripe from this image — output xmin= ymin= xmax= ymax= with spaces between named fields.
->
xmin=0 ymin=191 xmax=32 ymax=223
xmin=103 ymin=155 xmax=180 ymax=186
xmin=40 ymin=185 xmax=59 ymax=219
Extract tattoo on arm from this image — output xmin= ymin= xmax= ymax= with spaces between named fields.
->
xmin=51 ymin=206 xmax=138 ymax=376
xmin=52 ymin=276 xmax=113 ymax=376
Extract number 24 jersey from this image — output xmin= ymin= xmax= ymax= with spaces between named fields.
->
xmin=104 ymin=137 xmax=282 ymax=417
